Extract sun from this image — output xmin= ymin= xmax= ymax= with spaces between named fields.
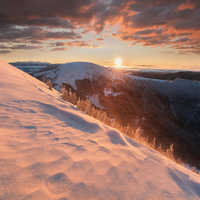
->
xmin=115 ymin=58 xmax=122 ymax=66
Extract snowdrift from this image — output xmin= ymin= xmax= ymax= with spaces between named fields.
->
xmin=0 ymin=60 xmax=200 ymax=200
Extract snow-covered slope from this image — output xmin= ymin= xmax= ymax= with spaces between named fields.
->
xmin=34 ymin=62 xmax=109 ymax=91
xmin=0 ymin=60 xmax=200 ymax=199
xmin=34 ymin=62 xmax=200 ymax=172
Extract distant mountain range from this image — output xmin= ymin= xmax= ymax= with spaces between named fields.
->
xmin=127 ymin=70 xmax=200 ymax=82
xmin=10 ymin=61 xmax=60 ymax=73
xmin=10 ymin=61 xmax=52 ymax=66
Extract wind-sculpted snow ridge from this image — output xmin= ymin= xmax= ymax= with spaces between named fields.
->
xmin=0 ymin=60 xmax=200 ymax=199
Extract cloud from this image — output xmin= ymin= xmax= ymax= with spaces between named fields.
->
xmin=179 ymin=50 xmax=200 ymax=55
xmin=0 ymin=44 xmax=42 ymax=50
xmin=161 ymin=51 xmax=175 ymax=54
xmin=135 ymin=64 xmax=154 ymax=67
xmin=0 ymin=27 xmax=81 ymax=43
xmin=11 ymin=45 xmax=42 ymax=50
xmin=50 ymin=47 xmax=68 ymax=52
xmin=64 ymin=41 xmax=92 ymax=47
xmin=0 ymin=50 xmax=13 ymax=54
xmin=51 ymin=40 xmax=100 ymax=48
xmin=0 ymin=0 xmax=107 ymax=29
xmin=0 ymin=0 xmax=199 ymax=54
xmin=51 ymin=42 xmax=66 ymax=47
xmin=96 ymin=37 xmax=104 ymax=41
xmin=110 ymin=0 xmax=200 ymax=54
xmin=135 ymin=28 xmax=163 ymax=35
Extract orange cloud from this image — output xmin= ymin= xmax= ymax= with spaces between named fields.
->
xmin=178 ymin=0 xmax=196 ymax=11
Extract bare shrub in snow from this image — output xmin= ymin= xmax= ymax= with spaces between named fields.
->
xmin=91 ymin=107 xmax=97 ymax=118
xmin=165 ymin=143 xmax=174 ymax=161
xmin=47 ymin=80 xmax=53 ymax=90
xmin=73 ymin=92 xmax=77 ymax=105
xmin=61 ymin=85 xmax=66 ymax=99
xmin=176 ymin=158 xmax=182 ymax=165
xmin=42 ymin=76 xmax=46 ymax=83
xmin=77 ymin=97 xmax=84 ymax=111
xmin=157 ymin=144 xmax=163 ymax=152
xmin=61 ymin=86 xmax=69 ymax=101
xmin=68 ymin=88 xmax=73 ymax=103
xmin=192 ymin=167 xmax=196 ymax=172
xmin=84 ymin=99 xmax=92 ymax=115
xmin=151 ymin=138 xmax=156 ymax=150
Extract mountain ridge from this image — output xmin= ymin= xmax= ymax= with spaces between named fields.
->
xmin=32 ymin=61 xmax=200 ymax=168
xmin=1 ymin=60 xmax=200 ymax=199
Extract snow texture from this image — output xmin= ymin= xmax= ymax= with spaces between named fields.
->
xmin=104 ymin=88 xmax=122 ymax=97
xmin=0 ymin=60 xmax=200 ymax=200
xmin=87 ymin=94 xmax=105 ymax=109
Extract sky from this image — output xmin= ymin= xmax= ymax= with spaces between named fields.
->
xmin=0 ymin=0 xmax=200 ymax=70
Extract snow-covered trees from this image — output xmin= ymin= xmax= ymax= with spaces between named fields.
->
xmin=77 ymin=97 xmax=84 ymax=111
xmin=42 ymin=76 xmax=46 ymax=83
xmin=165 ymin=143 xmax=174 ymax=161
xmin=47 ymin=80 xmax=53 ymax=90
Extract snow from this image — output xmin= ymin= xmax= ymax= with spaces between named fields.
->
xmin=104 ymin=88 xmax=122 ymax=97
xmin=35 ymin=62 xmax=108 ymax=91
xmin=0 ymin=60 xmax=200 ymax=200
xmin=33 ymin=62 xmax=130 ymax=92
xmin=129 ymin=73 xmax=200 ymax=103
xmin=87 ymin=94 xmax=105 ymax=109
xmin=183 ymin=163 xmax=200 ymax=174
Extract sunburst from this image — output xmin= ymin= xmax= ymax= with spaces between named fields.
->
xmin=115 ymin=58 xmax=122 ymax=67
xmin=100 ymin=48 xmax=132 ymax=80
xmin=105 ymin=48 xmax=132 ymax=69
